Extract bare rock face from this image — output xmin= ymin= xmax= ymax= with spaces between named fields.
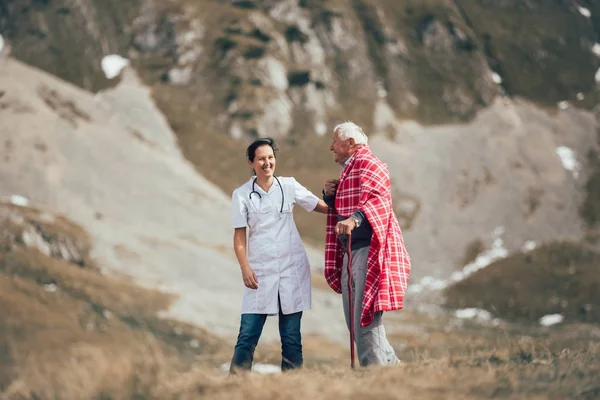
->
xmin=0 ymin=0 xmax=499 ymax=139
xmin=2 ymin=0 xmax=597 ymax=153
xmin=2 ymin=0 xmax=598 ymax=131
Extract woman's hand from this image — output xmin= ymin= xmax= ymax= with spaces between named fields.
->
xmin=314 ymin=199 xmax=330 ymax=214
xmin=241 ymin=266 xmax=258 ymax=289
xmin=233 ymin=228 xmax=257 ymax=289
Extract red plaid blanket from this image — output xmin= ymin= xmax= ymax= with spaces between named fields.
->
xmin=324 ymin=145 xmax=411 ymax=327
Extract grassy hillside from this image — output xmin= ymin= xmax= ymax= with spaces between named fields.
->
xmin=0 ymin=0 xmax=141 ymax=92
xmin=455 ymin=0 xmax=600 ymax=108
xmin=0 ymin=203 xmax=226 ymax=397
xmin=444 ymin=242 xmax=600 ymax=324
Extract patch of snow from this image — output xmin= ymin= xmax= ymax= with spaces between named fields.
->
xmin=409 ymin=227 xmax=508 ymax=293
xmin=9 ymin=195 xmax=29 ymax=207
xmin=522 ymin=240 xmax=537 ymax=252
xmin=539 ymin=314 xmax=564 ymax=327
xmin=448 ymin=271 xmax=464 ymax=282
xmin=421 ymin=276 xmax=447 ymax=290
xmin=452 ymin=226 xmax=507 ymax=282
xmin=455 ymin=308 xmax=493 ymax=321
xmin=252 ymin=364 xmax=282 ymax=374
xmin=576 ymin=92 xmax=585 ymax=101
xmin=44 ymin=283 xmax=57 ymax=293
xmin=557 ymin=101 xmax=569 ymax=110
xmin=491 ymin=72 xmax=502 ymax=84
xmin=0 ymin=34 xmax=4 ymax=53
xmin=578 ymin=6 xmax=591 ymax=18
xmin=189 ymin=339 xmax=200 ymax=348
xmin=593 ymin=43 xmax=600 ymax=57
xmin=407 ymin=275 xmax=446 ymax=294
xmin=315 ymin=121 xmax=328 ymax=136
xmin=219 ymin=362 xmax=281 ymax=374
xmin=555 ymin=146 xmax=580 ymax=179
xmin=595 ymin=67 xmax=600 ymax=83
xmin=101 ymin=55 xmax=129 ymax=79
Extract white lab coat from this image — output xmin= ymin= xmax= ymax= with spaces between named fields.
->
xmin=231 ymin=176 xmax=319 ymax=315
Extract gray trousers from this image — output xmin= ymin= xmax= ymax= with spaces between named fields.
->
xmin=341 ymin=246 xmax=400 ymax=367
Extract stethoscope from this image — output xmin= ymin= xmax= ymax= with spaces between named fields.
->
xmin=249 ymin=176 xmax=284 ymax=213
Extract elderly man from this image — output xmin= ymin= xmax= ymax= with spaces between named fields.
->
xmin=322 ymin=121 xmax=411 ymax=367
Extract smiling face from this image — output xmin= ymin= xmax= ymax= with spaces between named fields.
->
xmin=330 ymin=130 xmax=355 ymax=165
xmin=249 ymin=144 xmax=276 ymax=179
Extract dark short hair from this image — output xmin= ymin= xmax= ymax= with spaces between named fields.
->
xmin=246 ymin=137 xmax=278 ymax=162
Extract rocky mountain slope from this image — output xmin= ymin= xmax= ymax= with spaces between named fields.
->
xmin=371 ymin=98 xmax=598 ymax=285
xmin=2 ymin=3 xmax=600 ymax=397
xmin=1 ymin=1 xmax=600 ymax=290
xmin=0 ymin=57 xmax=348 ymax=342
xmin=3 ymin=0 xmax=599 ymax=121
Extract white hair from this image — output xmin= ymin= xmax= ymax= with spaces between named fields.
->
xmin=333 ymin=121 xmax=368 ymax=145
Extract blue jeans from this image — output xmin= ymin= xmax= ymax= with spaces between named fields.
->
xmin=230 ymin=309 xmax=303 ymax=373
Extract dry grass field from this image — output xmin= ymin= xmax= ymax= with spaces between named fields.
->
xmin=1 ymin=202 xmax=599 ymax=399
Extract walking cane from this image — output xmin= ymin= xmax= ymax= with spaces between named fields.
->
xmin=346 ymin=234 xmax=356 ymax=369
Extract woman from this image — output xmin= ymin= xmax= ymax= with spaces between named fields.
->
xmin=229 ymin=137 xmax=329 ymax=373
